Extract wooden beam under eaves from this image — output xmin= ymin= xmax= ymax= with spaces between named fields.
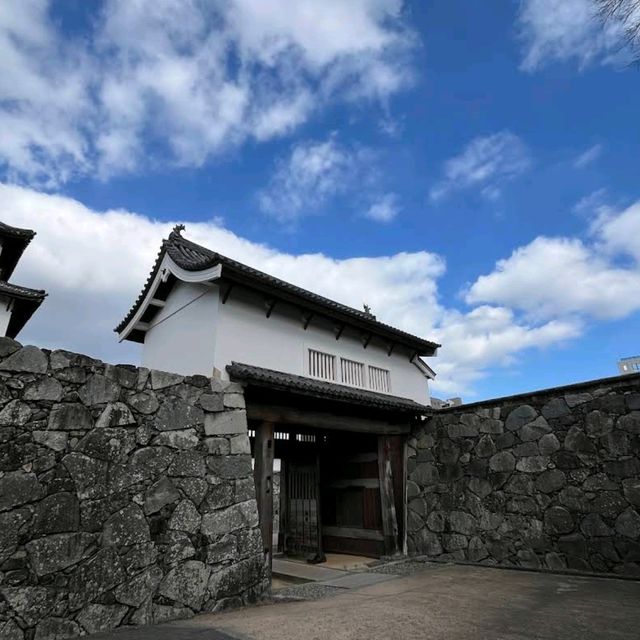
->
xmin=148 ymin=298 xmax=165 ymax=308
xmin=334 ymin=323 xmax=345 ymax=340
xmin=221 ymin=283 xmax=234 ymax=304
xmin=302 ymin=311 xmax=314 ymax=330
xmin=265 ymin=298 xmax=277 ymax=318
xmin=362 ymin=333 xmax=372 ymax=349
xmin=387 ymin=342 xmax=395 ymax=357
xmin=134 ymin=321 xmax=150 ymax=332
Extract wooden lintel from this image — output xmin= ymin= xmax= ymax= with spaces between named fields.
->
xmin=149 ymin=298 xmax=165 ymax=308
xmin=335 ymin=323 xmax=345 ymax=341
xmin=221 ymin=283 xmax=234 ymax=304
xmin=246 ymin=402 xmax=410 ymax=435
xmin=387 ymin=342 xmax=395 ymax=357
xmin=362 ymin=333 xmax=372 ymax=349
xmin=265 ymin=298 xmax=277 ymax=318
xmin=302 ymin=311 xmax=314 ymax=330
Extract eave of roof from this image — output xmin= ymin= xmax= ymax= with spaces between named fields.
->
xmin=0 ymin=222 xmax=36 ymax=240
xmin=0 ymin=222 xmax=37 ymax=281
xmin=116 ymin=228 xmax=441 ymax=355
xmin=227 ymin=361 xmax=430 ymax=414
xmin=0 ymin=280 xmax=47 ymax=339
xmin=0 ymin=280 xmax=47 ymax=301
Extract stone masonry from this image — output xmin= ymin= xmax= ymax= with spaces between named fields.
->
xmin=0 ymin=339 xmax=267 ymax=640
xmin=408 ymin=373 xmax=640 ymax=577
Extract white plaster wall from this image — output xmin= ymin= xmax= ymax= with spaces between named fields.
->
xmin=0 ymin=295 xmax=11 ymax=337
xmin=214 ymin=288 xmax=430 ymax=404
xmin=142 ymin=281 xmax=431 ymax=403
xmin=142 ymin=282 xmax=219 ymax=376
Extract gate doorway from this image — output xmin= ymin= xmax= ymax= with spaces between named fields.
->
xmin=250 ymin=424 xmax=406 ymax=565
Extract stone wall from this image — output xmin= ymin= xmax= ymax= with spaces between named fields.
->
xmin=0 ymin=339 xmax=267 ymax=640
xmin=408 ymin=373 xmax=640 ymax=577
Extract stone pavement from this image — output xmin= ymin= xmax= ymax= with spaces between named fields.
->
xmin=84 ymin=563 xmax=640 ymax=640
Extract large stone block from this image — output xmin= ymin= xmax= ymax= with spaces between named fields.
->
xmin=0 ymin=399 xmax=32 ymax=426
xmin=77 ymin=604 xmax=128 ymax=635
xmin=24 ymin=377 xmax=64 ymax=402
xmin=616 ymin=509 xmax=640 ymax=540
xmin=103 ymin=504 xmax=150 ymax=546
xmin=544 ymin=506 xmax=574 ymax=535
xmin=32 ymin=430 xmax=68 ymax=452
xmin=34 ymin=617 xmax=83 ymax=640
xmin=48 ymin=403 xmax=93 ymax=431
xmin=95 ymin=402 xmax=137 ymax=428
xmin=128 ymin=391 xmax=159 ymax=415
xmin=33 ymin=492 xmax=79 ymax=534
xmin=0 ymin=508 xmax=30 ymax=563
xmin=206 ymin=455 xmax=252 ymax=479
xmin=158 ymin=560 xmax=210 ymax=609
xmin=26 ymin=532 xmax=94 ymax=576
xmin=78 ymin=374 xmax=121 ymax=406
xmin=169 ymin=499 xmax=201 ymax=533
xmin=204 ymin=410 xmax=247 ymax=435
xmin=69 ymin=547 xmax=126 ymax=607
xmin=114 ymin=565 xmax=163 ymax=607
xmin=153 ymin=428 xmax=199 ymax=450
xmin=201 ymin=500 xmax=259 ymax=538
xmin=208 ymin=556 xmax=263 ymax=599
xmin=62 ymin=453 xmax=108 ymax=499
xmin=541 ymin=397 xmax=570 ymax=420
xmin=169 ymin=450 xmax=206 ymax=477
xmin=0 ymin=345 xmax=48 ymax=373
xmin=622 ymin=479 xmax=640 ymax=507
xmin=1 ymin=586 xmax=57 ymax=626
xmin=155 ymin=396 xmax=204 ymax=431
xmin=515 ymin=456 xmax=550 ymax=473
xmin=505 ymin=405 xmax=537 ymax=431
xmin=76 ymin=427 xmax=136 ymax=462
xmin=489 ymin=451 xmax=515 ymax=472
xmin=0 ymin=469 xmax=43 ymax=510
xmin=144 ymin=477 xmax=181 ymax=514
xmin=150 ymin=369 xmax=185 ymax=390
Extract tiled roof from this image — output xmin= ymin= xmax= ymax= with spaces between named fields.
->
xmin=0 ymin=280 xmax=46 ymax=300
xmin=116 ymin=228 xmax=440 ymax=355
xmin=227 ymin=361 xmax=429 ymax=413
xmin=0 ymin=222 xmax=36 ymax=240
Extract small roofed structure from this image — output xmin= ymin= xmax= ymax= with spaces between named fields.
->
xmin=0 ymin=221 xmax=46 ymax=339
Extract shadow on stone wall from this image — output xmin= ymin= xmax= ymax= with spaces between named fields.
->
xmin=0 ymin=338 xmax=267 ymax=639
xmin=408 ymin=373 xmax=640 ymax=577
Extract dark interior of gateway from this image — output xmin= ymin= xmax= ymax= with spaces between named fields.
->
xmin=248 ymin=421 xmax=407 ymax=565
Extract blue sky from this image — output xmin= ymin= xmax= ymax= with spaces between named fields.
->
xmin=0 ymin=0 xmax=639 ymax=400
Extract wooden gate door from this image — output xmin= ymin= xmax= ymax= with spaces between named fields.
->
xmin=283 ymin=459 xmax=323 ymax=559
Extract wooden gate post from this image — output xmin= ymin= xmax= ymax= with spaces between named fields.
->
xmin=254 ymin=421 xmax=275 ymax=572
xmin=378 ymin=435 xmax=400 ymax=556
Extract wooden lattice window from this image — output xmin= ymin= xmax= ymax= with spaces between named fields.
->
xmin=368 ymin=365 xmax=391 ymax=393
xmin=308 ymin=349 xmax=336 ymax=381
xmin=340 ymin=358 xmax=365 ymax=387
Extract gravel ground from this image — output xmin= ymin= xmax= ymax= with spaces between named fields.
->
xmin=271 ymin=583 xmax=346 ymax=601
xmin=367 ymin=558 xmax=444 ymax=576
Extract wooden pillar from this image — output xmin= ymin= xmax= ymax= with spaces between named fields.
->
xmin=254 ymin=421 xmax=275 ymax=572
xmin=378 ymin=435 xmax=399 ymax=556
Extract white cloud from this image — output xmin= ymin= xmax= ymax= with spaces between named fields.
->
xmin=517 ymin=0 xmax=629 ymax=71
xmin=430 ymin=131 xmax=531 ymax=202
xmin=0 ymin=0 xmax=415 ymax=186
xmin=572 ymin=188 xmax=608 ymax=216
xmin=258 ymin=137 xmax=358 ymax=222
xmin=0 ymin=183 xmax=586 ymax=398
xmin=258 ymin=136 xmax=396 ymax=224
xmin=466 ymin=201 xmax=640 ymax=321
xmin=365 ymin=194 xmax=400 ymax=223
xmin=574 ymin=143 xmax=603 ymax=168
